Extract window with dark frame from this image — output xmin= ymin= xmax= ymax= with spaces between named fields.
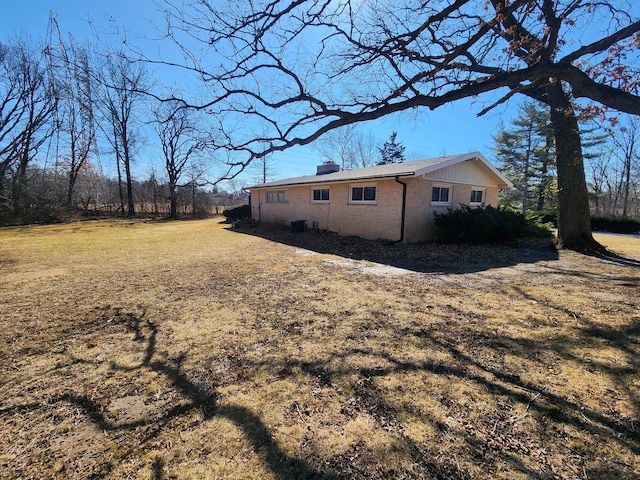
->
xmin=363 ymin=186 xmax=376 ymax=201
xmin=470 ymin=189 xmax=483 ymax=204
xmin=431 ymin=186 xmax=450 ymax=204
xmin=312 ymin=188 xmax=330 ymax=202
xmin=350 ymin=185 xmax=376 ymax=202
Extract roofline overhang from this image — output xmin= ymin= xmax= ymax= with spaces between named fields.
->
xmin=248 ymin=152 xmax=513 ymax=190
xmin=247 ymin=172 xmax=416 ymax=190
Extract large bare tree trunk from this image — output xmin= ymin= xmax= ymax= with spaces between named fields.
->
xmin=124 ymin=157 xmax=135 ymax=217
xmin=123 ymin=138 xmax=135 ymax=217
xmin=169 ymin=181 xmax=178 ymax=219
xmin=546 ymin=82 xmax=598 ymax=250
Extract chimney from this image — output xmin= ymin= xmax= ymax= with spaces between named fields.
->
xmin=316 ymin=161 xmax=340 ymax=175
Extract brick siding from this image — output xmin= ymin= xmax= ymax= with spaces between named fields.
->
xmin=251 ymin=177 xmax=500 ymax=242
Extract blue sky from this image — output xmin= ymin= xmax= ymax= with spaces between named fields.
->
xmin=0 ymin=1 xmax=547 ymax=184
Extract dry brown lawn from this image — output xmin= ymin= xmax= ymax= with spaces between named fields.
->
xmin=0 ymin=218 xmax=638 ymax=479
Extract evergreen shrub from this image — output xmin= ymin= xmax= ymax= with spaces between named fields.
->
xmin=591 ymin=217 xmax=640 ymax=234
xmin=433 ymin=205 xmax=552 ymax=244
xmin=527 ymin=209 xmax=558 ymax=227
xmin=223 ymin=204 xmax=251 ymax=220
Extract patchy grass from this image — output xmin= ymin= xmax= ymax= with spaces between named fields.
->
xmin=595 ymin=232 xmax=640 ymax=257
xmin=0 ymin=219 xmax=639 ymax=479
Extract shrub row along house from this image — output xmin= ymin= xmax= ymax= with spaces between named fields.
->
xmin=248 ymin=152 xmax=512 ymax=242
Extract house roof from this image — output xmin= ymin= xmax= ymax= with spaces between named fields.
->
xmin=249 ymin=152 xmax=512 ymax=189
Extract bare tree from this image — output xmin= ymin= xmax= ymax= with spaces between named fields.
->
xmin=352 ymin=129 xmax=379 ymax=168
xmin=586 ymin=152 xmax=611 ymax=217
xmin=611 ymin=118 xmax=639 ymax=219
xmin=157 ymin=0 xmax=640 ymax=250
xmin=585 ymin=116 xmax=640 ymax=218
xmin=138 ymin=170 xmax=164 ymax=215
xmin=155 ymin=102 xmax=212 ymax=218
xmin=0 ymin=38 xmax=56 ymax=220
xmin=315 ymin=125 xmax=356 ymax=170
xmin=46 ymin=15 xmax=97 ymax=209
xmin=316 ymin=125 xmax=379 ymax=170
xmin=97 ymin=49 xmax=148 ymax=217
xmin=183 ymin=162 xmax=210 ymax=218
xmin=250 ymin=154 xmax=277 ymax=184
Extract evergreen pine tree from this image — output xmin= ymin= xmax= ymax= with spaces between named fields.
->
xmin=493 ymin=102 xmax=555 ymax=215
xmin=377 ymin=132 xmax=406 ymax=165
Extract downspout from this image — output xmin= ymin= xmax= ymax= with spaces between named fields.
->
xmin=394 ymin=176 xmax=407 ymax=243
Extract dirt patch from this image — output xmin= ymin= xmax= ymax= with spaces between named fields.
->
xmin=107 ymin=395 xmax=162 ymax=427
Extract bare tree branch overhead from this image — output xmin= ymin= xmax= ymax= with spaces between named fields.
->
xmin=157 ymin=0 xmax=638 ymax=149
xmin=157 ymin=0 xmax=639 ymax=248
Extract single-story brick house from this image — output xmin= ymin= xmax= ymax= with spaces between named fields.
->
xmin=248 ymin=152 xmax=512 ymax=242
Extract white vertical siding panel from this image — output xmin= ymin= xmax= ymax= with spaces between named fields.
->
xmin=424 ymin=160 xmax=496 ymax=186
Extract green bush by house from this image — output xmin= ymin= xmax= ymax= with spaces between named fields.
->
xmin=223 ymin=204 xmax=251 ymax=220
xmin=433 ymin=205 xmax=552 ymax=244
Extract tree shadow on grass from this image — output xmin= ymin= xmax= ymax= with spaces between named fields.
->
xmin=46 ymin=308 xmax=340 ymax=480
xmin=13 ymin=297 xmax=639 ymax=479
xmin=233 ymin=224 xmax=560 ymax=274
xmin=537 ymin=263 xmax=640 ymax=287
xmin=233 ymin=299 xmax=640 ymax=479
xmin=507 ymin=286 xmax=640 ymax=430
xmin=274 ymin=340 xmax=637 ymax=478
xmin=577 ymin=244 xmax=640 ymax=268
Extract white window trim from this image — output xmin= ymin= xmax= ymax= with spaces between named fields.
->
xmin=349 ymin=183 xmax=377 ymax=204
xmin=311 ymin=187 xmax=330 ymax=203
xmin=266 ymin=189 xmax=288 ymax=203
xmin=431 ymin=184 xmax=452 ymax=206
xmin=470 ymin=187 xmax=485 ymax=206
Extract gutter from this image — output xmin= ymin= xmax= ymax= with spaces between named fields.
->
xmin=394 ymin=176 xmax=407 ymax=243
xmin=250 ymin=172 xmax=420 ymax=189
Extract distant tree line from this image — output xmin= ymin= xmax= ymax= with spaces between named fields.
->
xmin=0 ymin=22 xmax=241 ymax=225
xmin=8 ymin=162 xmax=245 ymax=224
